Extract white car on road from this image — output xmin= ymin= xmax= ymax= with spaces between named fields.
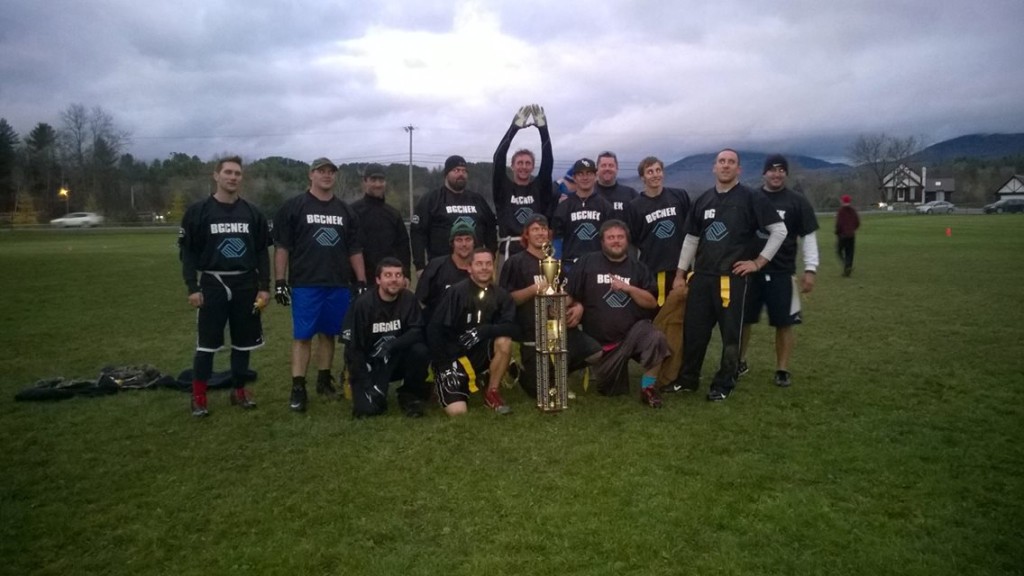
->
xmin=50 ymin=212 xmax=104 ymax=228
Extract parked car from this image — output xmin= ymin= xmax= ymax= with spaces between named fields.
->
xmin=49 ymin=212 xmax=104 ymax=228
xmin=983 ymin=199 xmax=1024 ymax=214
xmin=915 ymin=200 xmax=956 ymax=214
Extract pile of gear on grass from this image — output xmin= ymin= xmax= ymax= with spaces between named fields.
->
xmin=13 ymin=365 xmax=255 ymax=402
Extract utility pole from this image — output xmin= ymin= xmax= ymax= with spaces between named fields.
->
xmin=403 ymin=125 xmax=415 ymax=220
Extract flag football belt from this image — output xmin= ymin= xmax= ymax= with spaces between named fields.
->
xmin=199 ymin=270 xmax=249 ymax=302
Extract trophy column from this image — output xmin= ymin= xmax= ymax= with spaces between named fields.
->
xmin=536 ymin=244 xmax=569 ymax=412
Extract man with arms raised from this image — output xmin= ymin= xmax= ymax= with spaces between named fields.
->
xmin=411 ymin=155 xmax=497 ymax=274
xmin=273 ymin=157 xmax=367 ymax=413
xmin=565 ymin=220 xmax=669 ymax=408
xmin=343 ymin=258 xmax=430 ymax=418
xmin=738 ymin=154 xmax=819 ymax=388
xmin=179 ymin=155 xmax=272 ymax=417
xmin=667 ymin=149 xmax=786 ymax=401
xmin=429 ymin=249 xmax=519 ymax=416
xmin=492 ymin=104 xmax=553 ymax=260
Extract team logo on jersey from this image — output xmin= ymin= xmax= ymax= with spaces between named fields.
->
xmin=575 ymin=222 xmax=598 ymax=240
xmin=653 ymin=220 xmax=676 ymax=239
xmin=217 ymin=237 xmax=247 ymax=258
xmin=454 ymin=216 xmax=476 ymax=229
xmin=705 ymin=221 xmax=728 ymax=242
xmin=515 ymin=207 xmax=534 ymax=224
xmin=604 ymin=290 xmax=631 ymax=309
xmin=314 ymin=227 xmax=340 ymax=247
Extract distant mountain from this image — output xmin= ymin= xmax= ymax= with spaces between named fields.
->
xmin=621 ymin=151 xmax=849 ymax=191
xmin=910 ymin=133 xmax=1024 ymax=164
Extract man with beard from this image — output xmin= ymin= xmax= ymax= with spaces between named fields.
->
xmin=273 ymin=157 xmax=367 ymax=413
xmin=415 ymin=221 xmax=475 ymax=324
xmin=551 ymin=158 xmax=614 ymax=266
xmin=429 ymin=249 xmax=519 ymax=416
xmin=342 ymin=258 xmax=430 ymax=418
xmin=565 ymin=220 xmax=669 ymax=408
xmin=596 ymin=151 xmax=639 ymax=222
xmin=411 ymin=155 xmax=497 ymax=273
xmin=351 ymin=163 xmax=412 ymax=278
xmin=738 ymin=154 xmax=819 ymax=388
xmin=667 ymin=149 xmax=786 ymax=401
xmin=499 ymin=214 xmax=602 ymax=398
xmin=492 ymin=104 xmax=553 ymax=261
xmin=179 ymin=155 xmax=272 ymax=417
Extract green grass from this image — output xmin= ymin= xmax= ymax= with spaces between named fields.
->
xmin=1 ymin=215 xmax=1022 ymax=575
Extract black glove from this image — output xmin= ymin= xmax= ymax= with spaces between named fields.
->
xmin=370 ymin=335 xmax=396 ymax=364
xmin=275 ymin=279 xmax=291 ymax=306
xmin=458 ymin=328 xmax=481 ymax=349
xmin=355 ymin=281 xmax=368 ymax=297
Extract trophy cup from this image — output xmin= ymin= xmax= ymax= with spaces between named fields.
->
xmin=535 ymin=243 xmax=569 ymax=412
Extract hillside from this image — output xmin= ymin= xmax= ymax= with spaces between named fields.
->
xmin=621 ymin=151 xmax=848 ymax=191
xmin=910 ymin=133 xmax=1024 ymax=164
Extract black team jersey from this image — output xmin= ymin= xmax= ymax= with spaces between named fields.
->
xmin=351 ymin=194 xmax=412 ymax=277
xmin=752 ymin=187 xmax=819 ymax=275
xmin=427 ymin=278 xmax=518 ymax=364
xmin=343 ymin=288 xmax=423 ymax=372
xmin=410 ymin=188 xmax=497 ymax=270
xmin=498 ymin=249 xmax=545 ymax=340
xmin=492 ymin=124 xmax=553 ymax=239
xmin=179 ymin=196 xmax=272 ymax=293
xmin=685 ymin=183 xmax=783 ymax=276
xmin=551 ymin=193 xmax=613 ymax=262
xmin=626 ymin=187 xmax=691 ymax=274
xmin=596 ymin=182 xmax=639 ymax=222
xmin=273 ymin=191 xmax=362 ymax=287
xmin=415 ymin=255 xmax=472 ymax=318
xmin=566 ymin=252 xmax=656 ymax=345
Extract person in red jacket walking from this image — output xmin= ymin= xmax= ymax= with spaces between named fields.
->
xmin=835 ymin=194 xmax=860 ymax=277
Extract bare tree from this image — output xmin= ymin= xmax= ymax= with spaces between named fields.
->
xmin=849 ymin=133 xmax=920 ymax=205
xmin=58 ymin=104 xmax=132 ymax=213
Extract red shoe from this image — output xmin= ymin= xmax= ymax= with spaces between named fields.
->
xmin=641 ymin=386 xmax=663 ymax=408
xmin=230 ymin=387 xmax=257 ymax=409
xmin=484 ymin=388 xmax=512 ymax=415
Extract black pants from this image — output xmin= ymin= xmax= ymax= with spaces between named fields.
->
xmin=837 ymin=236 xmax=856 ymax=273
xmin=350 ymin=342 xmax=430 ymax=417
xmin=676 ymin=274 xmax=749 ymax=393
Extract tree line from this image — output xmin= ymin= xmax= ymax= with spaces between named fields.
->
xmin=2 ymin=106 xmax=1022 ymax=226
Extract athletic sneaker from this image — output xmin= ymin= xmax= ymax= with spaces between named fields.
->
xmin=640 ymin=387 xmax=663 ymax=408
xmin=737 ymin=360 xmax=749 ymax=377
xmin=316 ymin=376 xmax=339 ymax=399
xmin=707 ymin=388 xmax=730 ymax=402
xmin=774 ymin=370 xmax=792 ymax=388
xmin=229 ymin=387 xmax=257 ymax=409
xmin=484 ymin=388 xmax=512 ymax=415
xmin=403 ymin=399 xmax=425 ymax=418
xmin=661 ymin=378 xmax=699 ymax=393
xmin=289 ymin=385 xmax=308 ymax=412
xmin=191 ymin=398 xmax=209 ymax=418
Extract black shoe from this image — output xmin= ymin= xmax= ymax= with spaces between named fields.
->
xmin=661 ymin=378 xmax=698 ymax=393
xmin=774 ymin=370 xmax=792 ymax=388
xmin=737 ymin=360 xmax=749 ymax=377
xmin=316 ymin=376 xmax=338 ymax=399
xmin=289 ymin=385 xmax=308 ymax=412
xmin=707 ymin=388 xmax=730 ymax=402
xmin=403 ymin=400 xmax=425 ymax=418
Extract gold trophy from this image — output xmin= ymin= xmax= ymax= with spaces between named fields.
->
xmin=535 ymin=242 xmax=569 ymax=412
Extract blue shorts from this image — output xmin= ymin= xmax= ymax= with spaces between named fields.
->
xmin=291 ymin=287 xmax=351 ymax=340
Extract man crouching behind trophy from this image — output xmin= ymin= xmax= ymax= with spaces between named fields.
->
xmin=499 ymin=215 xmax=602 ymax=411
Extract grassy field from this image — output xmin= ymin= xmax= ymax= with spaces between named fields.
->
xmin=1 ymin=215 xmax=1022 ymax=575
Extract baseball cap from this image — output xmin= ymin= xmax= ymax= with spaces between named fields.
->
xmin=763 ymin=154 xmax=789 ymax=174
xmin=310 ymin=157 xmax=338 ymax=171
xmin=363 ymin=163 xmax=386 ymax=179
xmin=572 ymin=158 xmax=596 ymax=173
xmin=563 ymin=168 xmax=575 ymax=183
xmin=449 ymin=221 xmax=476 ymax=241
xmin=522 ymin=214 xmax=549 ymax=230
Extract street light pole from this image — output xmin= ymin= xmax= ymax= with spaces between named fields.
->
xmin=59 ymin=186 xmax=70 ymax=214
xmin=403 ymin=125 xmax=415 ymax=220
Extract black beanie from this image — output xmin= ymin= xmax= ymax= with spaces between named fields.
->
xmin=444 ymin=155 xmax=468 ymax=176
xmin=763 ymin=154 xmax=789 ymax=174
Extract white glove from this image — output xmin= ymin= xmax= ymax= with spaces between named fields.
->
xmin=532 ymin=104 xmax=546 ymax=127
xmin=513 ymin=105 xmax=531 ymax=128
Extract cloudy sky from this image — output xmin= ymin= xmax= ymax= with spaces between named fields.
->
xmin=3 ymin=0 xmax=1023 ymax=171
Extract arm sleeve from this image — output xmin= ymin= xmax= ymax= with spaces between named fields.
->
xmin=255 ymin=210 xmax=271 ymax=291
xmin=677 ymin=234 xmax=699 ymax=271
xmin=801 ymin=231 xmax=820 ymax=272
xmin=481 ymin=201 xmax=498 ymax=253
xmin=410 ymin=194 xmax=430 ymax=270
xmin=492 ymin=123 xmax=517 ymax=211
xmin=395 ymin=213 xmax=412 ymax=276
xmin=758 ymin=221 xmax=788 ymax=263
xmin=537 ymin=125 xmax=554 ymax=216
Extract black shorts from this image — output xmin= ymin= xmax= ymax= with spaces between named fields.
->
xmin=743 ymin=272 xmax=802 ymax=328
xmin=435 ymin=341 xmax=496 ymax=407
xmin=196 ymin=284 xmax=265 ymax=352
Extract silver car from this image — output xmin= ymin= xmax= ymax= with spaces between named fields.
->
xmin=915 ymin=201 xmax=955 ymax=214
xmin=50 ymin=212 xmax=104 ymax=228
